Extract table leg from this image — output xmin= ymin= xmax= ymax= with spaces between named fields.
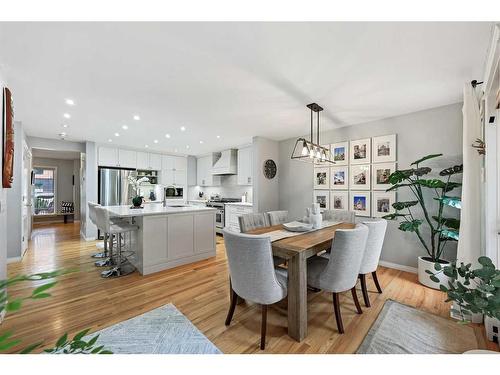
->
xmin=287 ymin=252 xmax=307 ymax=341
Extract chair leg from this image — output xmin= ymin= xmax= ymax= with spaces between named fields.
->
xmin=372 ymin=271 xmax=383 ymax=293
xmin=332 ymin=292 xmax=344 ymax=334
xmin=260 ymin=304 xmax=267 ymax=350
xmin=359 ymin=273 xmax=370 ymax=307
xmin=225 ymin=287 xmax=238 ymax=326
xmin=351 ymin=287 xmax=363 ymax=314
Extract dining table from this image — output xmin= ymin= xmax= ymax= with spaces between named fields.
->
xmin=247 ymin=222 xmax=356 ymax=342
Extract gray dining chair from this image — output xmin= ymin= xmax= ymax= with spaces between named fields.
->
xmin=223 ymin=229 xmax=288 ymax=350
xmin=306 ymin=223 xmax=369 ymax=334
xmin=358 ymin=219 xmax=387 ymax=307
xmin=238 ymin=212 xmax=284 ymax=266
xmin=266 ymin=210 xmax=289 ymax=226
xmin=322 ymin=209 xmax=356 ymax=223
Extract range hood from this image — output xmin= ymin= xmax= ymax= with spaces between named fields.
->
xmin=212 ymin=149 xmax=237 ymax=175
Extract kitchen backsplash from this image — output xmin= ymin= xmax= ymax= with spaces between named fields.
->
xmin=187 ymin=175 xmax=253 ymax=202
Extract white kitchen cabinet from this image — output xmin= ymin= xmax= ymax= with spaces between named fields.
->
xmin=149 ymin=154 xmax=162 ymax=170
xmin=225 ymin=204 xmax=254 ymax=232
xmin=142 ymin=215 xmax=169 ymax=266
xmin=161 ymin=169 xmax=175 ymax=186
xmin=174 ymin=169 xmax=187 ymax=186
xmin=196 ymin=155 xmax=221 ymax=187
xmin=174 ymin=156 xmax=187 ymax=171
xmin=138 ymin=152 xmax=162 ymax=170
xmin=136 ymin=152 xmax=150 ymax=169
xmin=118 ymin=149 xmax=137 ymax=169
xmin=160 ymin=155 xmax=188 ymax=186
xmin=98 ymin=146 xmax=119 ymax=167
xmin=237 ymin=146 xmax=253 ymax=185
xmin=167 ymin=214 xmax=194 ymax=260
xmin=162 ymin=155 xmax=175 ymax=170
xmin=194 ymin=213 xmax=216 ymax=254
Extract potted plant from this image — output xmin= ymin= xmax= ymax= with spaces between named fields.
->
xmin=429 ymin=256 xmax=500 ymax=344
xmin=383 ymin=153 xmax=463 ymax=289
xmin=128 ymin=176 xmax=149 ymax=208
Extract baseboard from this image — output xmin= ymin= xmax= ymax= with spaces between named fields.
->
xmin=7 ymin=256 xmax=22 ymax=264
xmin=378 ymin=260 xmax=417 ymax=274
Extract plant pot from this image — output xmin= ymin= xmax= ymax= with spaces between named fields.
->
xmin=132 ymin=196 xmax=143 ymax=207
xmin=417 ymin=256 xmax=450 ymax=290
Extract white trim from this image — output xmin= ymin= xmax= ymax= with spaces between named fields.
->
xmin=7 ymin=256 xmax=22 ymax=264
xmin=379 ymin=260 xmax=417 ymax=274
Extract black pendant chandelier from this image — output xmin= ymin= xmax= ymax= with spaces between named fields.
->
xmin=290 ymin=103 xmax=334 ymax=164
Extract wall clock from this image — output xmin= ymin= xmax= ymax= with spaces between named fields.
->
xmin=263 ymin=159 xmax=277 ymax=179
xmin=2 ymin=87 xmax=14 ymax=188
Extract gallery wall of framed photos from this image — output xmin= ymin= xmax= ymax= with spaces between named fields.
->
xmin=313 ymin=134 xmax=397 ymax=217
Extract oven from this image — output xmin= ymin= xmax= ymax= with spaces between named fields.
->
xmin=206 ymin=201 xmax=225 ymax=231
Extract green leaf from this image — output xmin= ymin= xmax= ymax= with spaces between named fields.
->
xmin=99 ymin=350 xmax=113 ymax=354
xmin=73 ymin=328 xmax=91 ymax=342
xmin=388 ymin=170 xmax=414 ymax=184
xmin=398 ymin=220 xmax=423 ymax=232
xmin=444 ymin=182 xmax=462 ymax=192
xmin=411 ymin=153 xmax=443 ymax=166
xmin=392 ymin=201 xmax=419 ymax=210
xmin=439 ymin=164 xmax=463 ymax=176
xmin=434 ymin=263 xmax=442 ymax=271
xmin=56 ymin=333 xmax=68 ymax=348
xmin=91 ymin=345 xmax=105 ymax=354
xmin=385 ymin=183 xmax=414 ymax=192
xmin=5 ymin=299 xmax=22 ymax=312
xmin=435 ymin=196 xmax=462 ymax=209
xmin=86 ymin=335 xmax=99 ymax=347
xmin=425 ymin=269 xmax=434 ymax=274
xmin=31 ymin=293 xmax=51 ymax=299
xmin=439 ymin=229 xmax=459 ymax=241
xmin=19 ymin=342 xmax=43 ymax=354
xmin=429 ymin=275 xmax=440 ymax=283
xmin=415 ymin=179 xmax=447 ymax=189
xmin=32 ymin=281 xmax=57 ymax=297
xmin=432 ymin=216 xmax=460 ymax=230
xmin=439 ymin=284 xmax=449 ymax=292
xmin=478 ymin=256 xmax=493 ymax=267
xmin=414 ymin=167 xmax=432 ymax=176
xmin=381 ymin=213 xmax=407 ymax=220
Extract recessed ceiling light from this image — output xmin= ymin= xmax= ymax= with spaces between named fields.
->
xmin=133 ymin=115 xmax=140 ymax=121
xmin=59 ymin=132 xmax=67 ymax=137
xmin=108 ymin=139 xmax=112 ymax=143
xmin=180 ymin=126 xmax=186 ymax=131
xmin=145 ymin=145 xmax=149 ymax=148
xmin=63 ymin=113 xmax=71 ymax=119
xmin=122 ymin=125 xmax=128 ymax=130
xmin=153 ymin=139 xmax=159 ymax=144
xmin=165 ymin=134 xmax=171 ymax=138
xmin=62 ymin=124 xmax=68 ymax=128
xmin=199 ymin=140 xmax=204 ymax=144
xmin=114 ymin=132 xmax=120 ymax=137
xmin=65 ymin=99 xmax=75 ymax=106
xmin=186 ymin=145 xmax=190 ymax=149
xmin=216 ymin=135 xmax=220 ymax=139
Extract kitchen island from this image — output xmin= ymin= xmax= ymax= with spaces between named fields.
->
xmin=104 ymin=204 xmax=217 ymax=275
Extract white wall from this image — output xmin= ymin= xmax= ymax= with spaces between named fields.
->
xmin=0 ymin=72 xmax=7 ymax=279
xmin=81 ymin=141 xmax=98 ymax=240
xmin=278 ymin=103 xmax=463 ymax=269
xmin=27 ymin=136 xmax=85 ymax=153
xmin=252 ymin=136 xmax=280 ymax=213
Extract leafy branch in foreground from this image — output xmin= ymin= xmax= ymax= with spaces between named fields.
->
xmin=0 ymin=270 xmax=112 ymax=354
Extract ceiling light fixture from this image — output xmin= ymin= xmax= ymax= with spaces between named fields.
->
xmin=291 ymin=103 xmax=334 ymax=165
xmin=145 ymin=145 xmax=149 ymax=148
xmin=153 ymin=139 xmax=159 ymax=144
xmin=199 ymin=140 xmax=204 ymax=144
xmin=180 ymin=126 xmax=186 ymax=131
xmin=216 ymin=135 xmax=221 ymax=139
xmin=63 ymin=113 xmax=71 ymax=119
xmin=186 ymin=145 xmax=190 ymax=149
xmin=62 ymin=124 xmax=68 ymax=128
xmin=108 ymin=139 xmax=113 ymax=143
xmin=114 ymin=132 xmax=120 ymax=137
xmin=165 ymin=134 xmax=171 ymax=138
xmin=133 ymin=115 xmax=140 ymax=120
xmin=65 ymin=99 xmax=75 ymax=106
xmin=122 ymin=125 xmax=128 ymax=130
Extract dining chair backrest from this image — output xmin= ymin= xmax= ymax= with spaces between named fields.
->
xmin=317 ymin=223 xmax=369 ymax=292
xmin=222 ymin=229 xmax=286 ymax=305
xmin=322 ymin=209 xmax=356 ymax=224
xmin=94 ymin=206 xmax=111 ymax=233
xmin=266 ymin=210 xmax=289 ymax=226
xmin=88 ymin=202 xmax=100 ymax=226
xmin=238 ymin=213 xmax=270 ymax=233
xmin=359 ymin=219 xmax=387 ymax=274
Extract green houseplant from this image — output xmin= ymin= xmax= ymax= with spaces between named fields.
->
xmin=0 ymin=270 xmax=111 ymax=354
xmin=383 ymin=153 xmax=463 ymax=289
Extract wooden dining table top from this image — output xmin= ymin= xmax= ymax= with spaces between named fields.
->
xmin=247 ymin=222 xmax=355 ymax=258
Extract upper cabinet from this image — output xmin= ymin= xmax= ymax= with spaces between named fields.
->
xmin=118 ymin=149 xmax=137 ymax=169
xmin=160 ymin=155 xmax=188 ymax=186
xmin=98 ymin=146 xmax=136 ymax=168
xmin=237 ymin=146 xmax=253 ymax=185
xmin=162 ymin=155 xmax=187 ymax=171
xmin=137 ymin=152 xmax=162 ymax=170
xmin=196 ymin=155 xmax=220 ymax=187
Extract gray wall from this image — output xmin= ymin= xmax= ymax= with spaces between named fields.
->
xmin=32 ymin=157 xmax=79 ymax=215
xmin=0 ymin=70 xmax=7 ymax=279
xmin=253 ymin=136 xmax=280 ymax=213
xmin=278 ymin=103 xmax=463 ymax=269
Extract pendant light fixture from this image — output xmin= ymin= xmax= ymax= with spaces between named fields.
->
xmin=290 ymin=103 xmax=334 ymax=164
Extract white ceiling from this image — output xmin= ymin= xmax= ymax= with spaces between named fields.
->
xmin=0 ymin=22 xmax=493 ymax=156
xmin=31 ymin=148 xmax=81 ymax=160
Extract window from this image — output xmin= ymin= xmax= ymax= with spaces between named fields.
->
xmin=33 ymin=167 xmax=56 ymax=215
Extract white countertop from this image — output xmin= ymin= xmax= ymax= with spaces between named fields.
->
xmin=104 ymin=204 xmax=216 ymax=218
xmin=224 ymin=202 xmax=253 ymax=207
xmin=187 ymin=199 xmax=209 ymax=203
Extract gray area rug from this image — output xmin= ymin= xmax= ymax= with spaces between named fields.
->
xmin=87 ymin=304 xmax=221 ymax=354
xmin=357 ymin=300 xmax=479 ymax=354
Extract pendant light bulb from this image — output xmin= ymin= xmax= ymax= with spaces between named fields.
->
xmin=316 ymin=148 xmax=321 ymax=159
xmin=309 ymin=147 xmax=315 ymax=158
xmin=301 ymin=141 xmax=309 ymax=156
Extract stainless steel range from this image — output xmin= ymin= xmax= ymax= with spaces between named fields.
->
xmin=206 ymin=197 xmax=241 ymax=233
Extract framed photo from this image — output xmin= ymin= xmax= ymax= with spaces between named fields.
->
xmin=350 ymin=138 xmax=371 ymax=164
xmin=372 ymin=191 xmax=396 ymax=218
xmin=313 ymin=190 xmax=330 ymax=211
xmin=349 ymin=164 xmax=371 ymax=190
xmin=350 ymin=191 xmax=371 ymax=217
xmin=313 ymin=167 xmax=330 ymax=189
xmin=331 ymin=166 xmax=348 ymax=190
xmin=372 ymin=134 xmax=396 ymax=163
xmin=331 ymin=141 xmax=348 ymax=166
xmin=330 ymin=191 xmax=348 ymax=211
xmin=372 ymin=162 xmax=396 ymax=190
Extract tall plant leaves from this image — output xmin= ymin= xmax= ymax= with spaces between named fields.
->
xmin=398 ymin=220 xmax=423 ymax=232
xmin=439 ymin=164 xmax=463 ymax=176
xmin=415 ymin=179 xmax=447 ymax=189
xmin=411 ymin=153 xmax=443 ymax=166
xmin=392 ymin=201 xmax=418 ymax=210
xmin=435 ymin=196 xmax=462 ymax=209
xmin=432 ymin=216 xmax=460 ymax=230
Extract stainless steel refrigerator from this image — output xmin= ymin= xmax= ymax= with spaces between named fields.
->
xmin=98 ymin=167 xmax=137 ymax=207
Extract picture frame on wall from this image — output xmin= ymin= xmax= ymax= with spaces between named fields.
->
xmin=330 ymin=191 xmax=348 ymax=211
xmin=350 ymin=191 xmax=371 ymax=217
xmin=331 ymin=166 xmax=348 ymax=190
xmin=331 ymin=141 xmax=348 ymax=166
xmin=372 ymin=134 xmax=397 ymax=163
xmin=350 ymin=138 xmax=371 ymax=164
xmin=313 ymin=167 xmax=330 ymax=189
xmin=372 ymin=191 xmax=396 ymax=218
xmin=349 ymin=164 xmax=370 ymax=190
xmin=313 ymin=190 xmax=330 ymax=211
xmin=372 ymin=162 xmax=397 ymax=190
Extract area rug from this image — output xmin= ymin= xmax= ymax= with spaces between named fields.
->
xmin=86 ymin=304 xmax=221 ymax=354
xmin=357 ymin=300 xmax=479 ymax=354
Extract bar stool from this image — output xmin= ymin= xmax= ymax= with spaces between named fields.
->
xmin=88 ymin=202 xmax=107 ymax=260
xmin=94 ymin=206 xmax=139 ymax=278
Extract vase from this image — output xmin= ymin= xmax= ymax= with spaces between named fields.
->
xmin=132 ymin=196 xmax=143 ymax=207
xmin=417 ymin=256 xmax=450 ymax=290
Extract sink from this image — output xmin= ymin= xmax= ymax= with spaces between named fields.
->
xmin=166 ymin=205 xmax=187 ymax=208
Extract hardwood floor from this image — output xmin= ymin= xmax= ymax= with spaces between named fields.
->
xmin=3 ymin=222 xmax=495 ymax=353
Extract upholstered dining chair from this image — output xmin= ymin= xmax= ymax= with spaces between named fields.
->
xmin=358 ymin=219 xmax=387 ymax=307
xmin=223 ymin=229 xmax=288 ymax=350
xmin=306 ymin=223 xmax=369 ymax=334
xmin=266 ymin=210 xmax=289 ymax=226
xmin=322 ymin=209 xmax=356 ymax=224
xmin=238 ymin=212 xmax=284 ymax=266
